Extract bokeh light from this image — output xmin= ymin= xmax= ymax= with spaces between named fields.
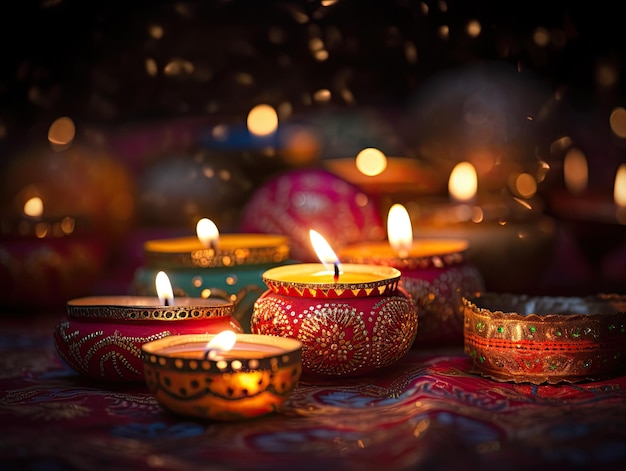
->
xmin=563 ymin=148 xmax=588 ymax=195
xmin=23 ymin=196 xmax=44 ymax=218
xmin=355 ymin=148 xmax=387 ymax=177
xmin=48 ymin=117 xmax=75 ymax=151
xmin=610 ymin=107 xmax=626 ymax=138
xmin=247 ymin=104 xmax=279 ymax=136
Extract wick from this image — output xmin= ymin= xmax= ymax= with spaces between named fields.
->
xmin=333 ymin=263 xmax=339 ymax=283
xmin=164 ymin=298 xmax=170 ymax=307
xmin=203 ymin=349 xmax=216 ymax=360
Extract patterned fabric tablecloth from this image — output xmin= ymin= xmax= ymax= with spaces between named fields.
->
xmin=1 ymin=312 xmax=626 ymax=471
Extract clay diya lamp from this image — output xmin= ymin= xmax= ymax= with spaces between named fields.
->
xmin=0 ymin=197 xmax=109 ymax=310
xmin=141 ymin=331 xmax=302 ymax=421
xmin=405 ymin=162 xmax=556 ymax=293
xmin=339 ymin=204 xmax=484 ymax=347
xmin=132 ymin=218 xmax=291 ymax=331
xmin=251 ymin=230 xmax=417 ymax=377
xmin=463 ymin=292 xmax=626 ymax=384
xmin=53 ymin=272 xmax=242 ymax=382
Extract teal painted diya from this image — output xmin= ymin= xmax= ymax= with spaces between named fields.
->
xmin=463 ymin=293 xmax=626 ymax=384
xmin=132 ymin=219 xmax=290 ymax=332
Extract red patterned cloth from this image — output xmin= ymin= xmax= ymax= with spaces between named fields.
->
xmin=1 ymin=312 xmax=626 ymax=471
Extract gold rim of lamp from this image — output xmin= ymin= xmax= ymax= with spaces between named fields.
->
xmin=339 ymin=238 xmax=469 ymax=269
xmin=143 ymin=233 xmax=290 ymax=269
xmin=66 ymin=296 xmax=235 ymax=321
xmin=141 ymin=333 xmax=303 ymax=372
xmin=261 ymin=263 xmax=401 ymax=298
xmin=463 ymin=292 xmax=626 ymax=384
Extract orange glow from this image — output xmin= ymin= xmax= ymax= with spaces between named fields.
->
xmin=510 ymin=173 xmax=537 ymax=198
xmin=355 ymin=148 xmax=387 ymax=176
xmin=309 ymin=229 xmax=342 ymax=276
xmin=48 ymin=117 xmax=75 ymax=150
xmin=247 ymin=104 xmax=278 ymax=136
xmin=610 ymin=107 xmax=626 ymax=139
xmin=313 ymin=89 xmax=332 ymax=102
xmin=23 ymin=196 xmax=43 ymax=217
xmin=196 ymin=218 xmax=219 ymax=249
xmin=448 ymin=162 xmax=478 ymax=202
xmin=564 ymin=148 xmax=588 ymax=195
xmin=533 ymin=27 xmax=550 ymax=47
xmin=614 ymin=164 xmax=626 ymax=207
xmin=466 ymin=20 xmax=481 ymax=37
xmin=156 ymin=271 xmax=174 ymax=306
xmin=387 ymin=204 xmax=413 ymax=258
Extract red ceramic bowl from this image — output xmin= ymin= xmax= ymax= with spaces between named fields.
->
xmin=53 ymin=296 xmax=242 ymax=382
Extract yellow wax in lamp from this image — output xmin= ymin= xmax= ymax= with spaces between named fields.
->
xmin=154 ymin=330 xmax=291 ymax=360
xmin=66 ymin=295 xmax=231 ymax=308
xmin=67 ymin=271 xmax=232 ymax=309
xmin=144 ymin=218 xmax=288 ymax=253
xmin=158 ymin=343 xmax=285 ymax=360
xmin=142 ymin=218 xmax=290 ymax=269
xmin=341 ymin=203 xmax=469 ymax=261
xmin=262 ymin=263 xmax=396 ymax=284
xmin=340 ymin=239 xmax=469 ymax=260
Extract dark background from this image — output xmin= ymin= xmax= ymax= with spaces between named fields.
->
xmin=1 ymin=1 xmax=624 ymax=138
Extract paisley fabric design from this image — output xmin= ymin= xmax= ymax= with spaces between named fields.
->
xmin=2 ymin=313 xmax=626 ymax=470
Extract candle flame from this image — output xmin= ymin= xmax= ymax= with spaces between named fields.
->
xmin=196 ymin=218 xmax=219 ymax=250
xmin=205 ymin=330 xmax=237 ymax=359
xmin=564 ymin=148 xmax=588 ymax=195
xmin=156 ymin=271 xmax=174 ymax=306
xmin=615 ymin=164 xmax=626 ymax=207
xmin=449 ymin=162 xmax=478 ymax=203
xmin=309 ymin=229 xmax=343 ymax=280
xmin=24 ymin=197 xmax=43 ymax=218
xmin=387 ymin=204 xmax=413 ymax=258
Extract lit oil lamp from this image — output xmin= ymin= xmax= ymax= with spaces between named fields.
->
xmin=406 ymin=161 xmax=556 ymax=293
xmin=141 ymin=330 xmax=302 ymax=421
xmin=53 ymin=272 xmax=241 ymax=382
xmin=132 ymin=217 xmax=290 ymax=331
xmin=251 ymin=230 xmax=416 ymax=377
xmin=0 ymin=195 xmax=108 ymax=309
xmin=339 ymin=203 xmax=484 ymax=347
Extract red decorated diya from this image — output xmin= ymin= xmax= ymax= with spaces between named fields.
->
xmin=251 ymin=263 xmax=417 ymax=377
xmin=463 ymin=292 xmax=626 ymax=384
xmin=339 ymin=238 xmax=484 ymax=347
xmin=53 ymin=296 xmax=242 ymax=382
